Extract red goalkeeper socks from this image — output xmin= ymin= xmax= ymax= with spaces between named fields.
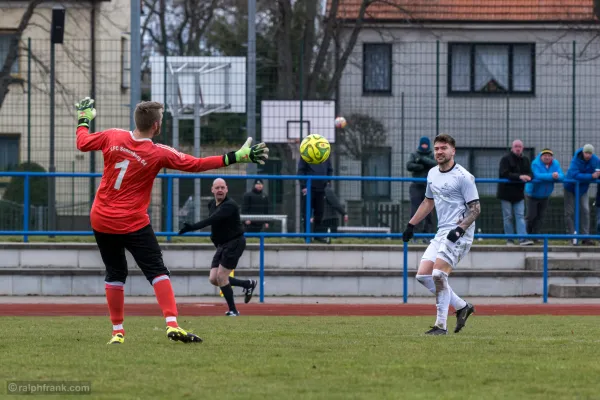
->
xmin=152 ymin=275 xmax=179 ymax=328
xmin=105 ymin=282 xmax=125 ymax=335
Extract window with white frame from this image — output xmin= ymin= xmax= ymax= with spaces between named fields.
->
xmin=363 ymin=43 xmax=392 ymax=94
xmin=0 ymin=33 xmax=19 ymax=74
xmin=448 ymin=43 xmax=535 ymax=95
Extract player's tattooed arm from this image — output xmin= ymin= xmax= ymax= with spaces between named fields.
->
xmin=458 ymin=200 xmax=481 ymax=231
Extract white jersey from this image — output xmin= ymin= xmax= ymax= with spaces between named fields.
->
xmin=425 ymin=163 xmax=479 ymax=236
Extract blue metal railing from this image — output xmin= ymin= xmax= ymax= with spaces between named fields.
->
xmin=0 ymin=171 xmax=598 ymax=305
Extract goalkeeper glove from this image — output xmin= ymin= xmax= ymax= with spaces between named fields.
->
xmin=75 ymin=97 xmax=96 ymax=128
xmin=224 ymin=137 xmax=269 ymax=166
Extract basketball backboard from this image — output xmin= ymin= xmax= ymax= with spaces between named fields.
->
xmin=261 ymin=100 xmax=336 ymax=143
xmin=149 ymin=56 xmax=246 ymax=116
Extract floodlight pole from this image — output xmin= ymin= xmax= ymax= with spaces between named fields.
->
xmin=246 ymin=0 xmax=257 ymax=191
xmin=194 ymin=74 xmax=201 ymax=222
xmin=130 ymin=0 xmax=141 ymax=130
xmin=49 ymin=7 xmax=65 ymax=236
xmin=172 ymin=75 xmax=180 ymax=231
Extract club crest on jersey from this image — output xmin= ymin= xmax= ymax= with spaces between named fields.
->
xmin=429 ymin=182 xmax=451 ymax=201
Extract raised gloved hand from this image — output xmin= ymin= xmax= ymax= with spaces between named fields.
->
xmin=446 ymin=226 xmax=465 ymax=243
xmin=178 ymin=222 xmax=196 ymax=235
xmin=226 ymin=137 xmax=269 ymax=165
xmin=75 ymin=97 xmax=96 ymax=128
xmin=402 ymin=223 xmax=414 ymax=242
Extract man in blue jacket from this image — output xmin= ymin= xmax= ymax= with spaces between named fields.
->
xmin=525 ymin=149 xmax=564 ymax=238
xmin=563 ymin=144 xmax=600 ymax=245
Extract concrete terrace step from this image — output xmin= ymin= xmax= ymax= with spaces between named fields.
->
xmin=549 ymin=284 xmax=600 ymax=298
xmin=525 ymin=257 xmax=600 ymax=271
xmin=2 ymin=268 xmax=600 ymax=278
xmin=2 ymin=242 xmax=600 ymax=252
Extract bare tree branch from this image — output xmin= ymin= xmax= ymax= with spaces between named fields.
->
xmin=141 ymin=0 xmax=159 ymax=41
xmin=0 ymin=0 xmax=50 ymax=109
xmin=307 ymin=0 xmax=340 ymax=97
xmin=324 ymin=0 xmax=370 ymax=98
xmin=301 ymin=0 xmax=318 ymax=97
xmin=28 ymin=49 xmax=76 ymax=113
xmin=141 ymin=0 xmax=220 ymax=56
xmin=337 ymin=113 xmax=387 ymax=161
xmin=276 ymin=0 xmax=294 ymax=99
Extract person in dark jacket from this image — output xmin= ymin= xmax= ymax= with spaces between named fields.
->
xmin=563 ymin=144 xmax=600 ymax=245
xmin=297 ymin=157 xmax=333 ymax=243
xmin=322 ymin=186 xmax=348 ymax=242
xmin=406 ymin=137 xmax=436 ymax=241
xmin=497 ymin=140 xmax=533 ymax=246
xmin=242 ymin=179 xmax=269 ymax=233
xmin=525 ymin=149 xmax=564 ymax=237
xmin=178 ymin=178 xmax=257 ymax=316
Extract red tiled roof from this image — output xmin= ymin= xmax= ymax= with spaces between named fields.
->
xmin=331 ymin=0 xmax=597 ymax=23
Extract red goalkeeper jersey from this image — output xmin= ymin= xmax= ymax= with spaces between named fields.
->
xmin=76 ymin=127 xmax=226 ymax=234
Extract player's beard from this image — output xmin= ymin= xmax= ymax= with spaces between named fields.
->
xmin=436 ymin=153 xmax=454 ymax=169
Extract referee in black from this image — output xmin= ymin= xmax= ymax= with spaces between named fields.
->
xmin=178 ymin=178 xmax=257 ymax=316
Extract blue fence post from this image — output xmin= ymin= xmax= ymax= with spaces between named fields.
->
xmin=403 ymin=241 xmax=408 ymax=303
xmin=166 ymin=176 xmax=173 ymax=242
xmin=574 ymin=181 xmax=579 ymax=245
xmin=259 ymin=234 xmax=265 ymax=303
xmin=23 ymin=175 xmax=30 ymax=243
xmin=305 ymin=179 xmax=312 ymax=244
xmin=543 ymin=237 xmax=548 ymax=304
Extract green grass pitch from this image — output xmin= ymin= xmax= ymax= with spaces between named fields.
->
xmin=2 ymin=316 xmax=599 ymax=399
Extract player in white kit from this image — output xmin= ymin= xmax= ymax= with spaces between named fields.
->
xmin=402 ymin=134 xmax=480 ymax=335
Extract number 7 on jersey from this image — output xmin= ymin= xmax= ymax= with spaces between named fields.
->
xmin=114 ymin=160 xmax=130 ymax=190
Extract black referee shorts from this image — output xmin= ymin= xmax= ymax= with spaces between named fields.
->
xmin=93 ymin=224 xmax=169 ymax=284
xmin=211 ymin=235 xmax=246 ymax=270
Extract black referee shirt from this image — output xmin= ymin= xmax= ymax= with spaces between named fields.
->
xmin=188 ymin=196 xmax=244 ymax=245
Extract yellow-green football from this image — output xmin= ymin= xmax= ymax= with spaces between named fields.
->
xmin=300 ymin=134 xmax=331 ymax=164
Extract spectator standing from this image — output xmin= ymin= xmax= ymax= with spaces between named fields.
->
xmin=322 ymin=186 xmax=348 ymax=243
xmin=595 ymin=182 xmax=600 ymax=237
xmin=406 ymin=136 xmax=437 ymax=241
xmin=563 ymin=144 xmax=600 ymax=245
xmin=242 ymin=179 xmax=269 ymax=233
xmin=524 ymin=148 xmax=564 ymax=240
xmin=297 ymin=157 xmax=333 ymax=243
xmin=497 ymin=140 xmax=533 ymax=246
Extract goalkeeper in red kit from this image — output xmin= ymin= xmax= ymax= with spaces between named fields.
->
xmin=74 ymin=97 xmax=268 ymax=344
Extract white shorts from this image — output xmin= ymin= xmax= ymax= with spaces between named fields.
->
xmin=421 ymin=229 xmax=473 ymax=269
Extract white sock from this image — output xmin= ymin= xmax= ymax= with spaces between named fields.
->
xmin=112 ymin=324 xmax=123 ymax=332
xmin=166 ymin=316 xmax=178 ymax=326
xmin=452 ymin=288 xmax=467 ymax=310
xmin=432 ymin=269 xmax=451 ymax=330
xmin=416 ymin=274 xmax=436 ymax=293
xmin=416 ymin=274 xmax=467 ymax=310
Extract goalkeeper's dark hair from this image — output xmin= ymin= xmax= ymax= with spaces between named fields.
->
xmin=134 ymin=101 xmax=164 ymax=131
xmin=434 ymin=133 xmax=456 ymax=148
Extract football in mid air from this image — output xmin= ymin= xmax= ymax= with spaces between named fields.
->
xmin=334 ymin=116 xmax=347 ymax=129
xmin=300 ymin=134 xmax=331 ymax=164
